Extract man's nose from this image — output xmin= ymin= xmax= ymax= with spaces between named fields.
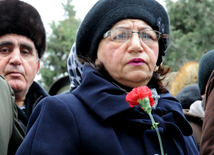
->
xmin=9 ymin=49 xmax=22 ymax=66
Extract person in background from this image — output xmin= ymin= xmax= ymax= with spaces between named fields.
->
xmin=49 ymin=43 xmax=80 ymax=95
xmin=177 ymin=49 xmax=214 ymax=152
xmin=0 ymin=76 xmax=24 ymax=155
xmin=48 ymin=42 xmax=83 ymax=95
xmin=16 ymin=0 xmax=198 ymax=154
xmin=176 ymin=83 xmax=203 ymax=150
xmin=48 ymin=75 xmax=70 ymax=95
xmin=198 ymin=49 xmax=214 ymax=154
xmin=0 ymin=0 xmax=48 ymax=153
xmin=176 ymin=84 xmax=202 ymax=109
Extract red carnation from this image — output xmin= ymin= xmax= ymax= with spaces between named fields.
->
xmin=126 ymin=86 xmax=155 ymax=109
xmin=125 ymin=86 xmax=166 ymax=155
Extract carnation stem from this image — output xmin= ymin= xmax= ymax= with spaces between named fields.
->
xmin=148 ymin=113 xmax=165 ymax=155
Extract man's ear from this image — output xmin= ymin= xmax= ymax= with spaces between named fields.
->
xmin=36 ymin=59 xmax=40 ymax=73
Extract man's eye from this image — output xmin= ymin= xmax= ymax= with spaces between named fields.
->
xmin=0 ymin=48 xmax=9 ymax=53
xmin=21 ymin=50 xmax=30 ymax=55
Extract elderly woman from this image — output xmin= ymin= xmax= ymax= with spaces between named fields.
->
xmin=16 ymin=0 xmax=199 ymax=154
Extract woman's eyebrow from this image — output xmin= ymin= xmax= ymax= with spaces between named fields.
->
xmin=112 ymin=25 xmax=153 ymax=30
xmin=140 ymin=26 xmax=153 ymax=30
xmin=112 ymin=25 xmax=130 ymax=29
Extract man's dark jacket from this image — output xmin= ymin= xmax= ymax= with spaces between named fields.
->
xmin=9 ymin=81 xmax=48 ymax=155
xmin=17 ymin=81 xmax=49 ymax=131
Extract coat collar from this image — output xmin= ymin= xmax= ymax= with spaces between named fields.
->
xmin=73 ymin=65 xmax=192 ymax=136
xmin=73 ymin=65 xmax=131 ymax=121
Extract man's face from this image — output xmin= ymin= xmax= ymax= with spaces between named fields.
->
xmin=0 ymin=34 xmax=40 ymax=96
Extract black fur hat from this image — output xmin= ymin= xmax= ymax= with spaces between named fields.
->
xmin=76 ymin=0 xmax=170 ymax=66
xmin=0 ymin=0 xmax=46 ymax=58
xmin=198 ymin=49 xmax=214 ymax=95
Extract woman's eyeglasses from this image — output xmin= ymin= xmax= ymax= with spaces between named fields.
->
xmin=103 ymin=28 xmax=168 ymax=43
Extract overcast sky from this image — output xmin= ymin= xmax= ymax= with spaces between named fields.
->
xmin=22 ymin=0 xmax=99 ymax=33
xmin=22 ymin=0 xmax=165 ymax=34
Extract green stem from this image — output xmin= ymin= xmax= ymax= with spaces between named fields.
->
xmin=148 ymin=113 xmax=164 ymax=155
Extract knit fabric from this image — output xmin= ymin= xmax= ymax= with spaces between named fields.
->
xmin=198 ymin=49 xmax=214 ymax=95
xmin=76 ymin=0 xmax=170 ymax=66
xmin=176 ymin=84 xmax=202 ymax=109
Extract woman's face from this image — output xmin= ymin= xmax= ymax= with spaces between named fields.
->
xmin=96 ymin=19 xmax=159 ymax=88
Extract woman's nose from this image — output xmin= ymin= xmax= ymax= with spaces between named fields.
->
xmin=127 ymin=33 xmax=144 ymax=53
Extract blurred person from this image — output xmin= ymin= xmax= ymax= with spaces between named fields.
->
xmin=176 ymin=83 xmax=203 ymax=150
xmin=48 ymin=75 xmax=70 ymax=95
xmin=0 ymin=76 xmax=24 ymax=155
xmin=176 ymin=84 xmax=202 ymax=109
xmin=16 ymin=0 xmax=198 ymax=154
xmin=176 ymin=49 xmax=214 ymax=152
xmin=198 ymin=49 xmax=214 ymax=154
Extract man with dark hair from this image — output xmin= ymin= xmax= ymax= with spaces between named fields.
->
xmin=0 ymin=0 xmax=48 ymax=154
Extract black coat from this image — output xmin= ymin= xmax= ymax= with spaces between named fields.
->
xmin=17 ymin=81 xmax=49 ymax=131
xmin=16 ymin=65 xmax=198 ymax=155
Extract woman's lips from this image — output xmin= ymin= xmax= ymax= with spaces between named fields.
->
xmin=128 ymin=58 xmax=145 ymax=66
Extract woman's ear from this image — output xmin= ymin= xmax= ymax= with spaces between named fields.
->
xmin=95 ymin=58 xmax=101 ymax=66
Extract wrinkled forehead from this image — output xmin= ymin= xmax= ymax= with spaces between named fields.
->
xmin=0 ymin=34 xmax=38 ymax=57
xmin=111 ymin=19 xmax=153 ymax=30
xmin=0 ymin=34 xmax=35 ymax=46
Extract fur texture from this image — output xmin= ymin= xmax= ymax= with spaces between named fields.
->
xmin=169 ymin=62 xmax=199 ymax=97
xmin=0 ymin=0 xmax=46 ymax=58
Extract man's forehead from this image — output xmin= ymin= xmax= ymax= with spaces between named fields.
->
xmin=0 ymin=34 xmax=36 ymax=48
xmin=0 ymin=34 xmax=39 ymax=58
